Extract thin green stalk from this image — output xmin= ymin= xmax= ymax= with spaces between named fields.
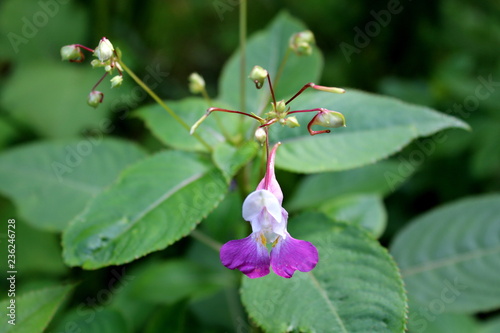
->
xmin=118 ymin=59 xmax=212 ymax=151
xmin=201 ymin=88 xmax=234 ymax=142
xmin=239 ymin=0 xmax=247 ymax=114
xmin=273 ymin=47 xmax=291 ymax=89
xmin=190 ymin=229 xmax=222 ymax=252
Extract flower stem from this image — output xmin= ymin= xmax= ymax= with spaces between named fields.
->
xmin=190 ymin=229 xmax=222 ymax=252
xmin=239 ymin=0 xmax=247 ymax=114
xmin=117 ymin=58 xmax=212 ymax=151
xmin=273 ymin=47 xmax=291 ymax=89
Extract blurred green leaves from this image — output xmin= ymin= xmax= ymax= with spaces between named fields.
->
xmin=0 ymin=138 xmax=146 ymax=231
xmin=391 ymin=194 xmax=500 ymax=313
xmin=0 ymin=284 xmax=73 ymax=333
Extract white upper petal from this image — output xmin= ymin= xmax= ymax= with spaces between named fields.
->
xmin=242 ymin=190 xmax=283 ymax=224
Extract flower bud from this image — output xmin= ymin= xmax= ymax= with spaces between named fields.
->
xmin=90 ymin=59 xmax=103 ymax=68
xmin=285 ymin=116 xmax=300 ymax=128
xmin=188 ymin=72 xmax=205 ymax=94
xmin=308 ymin=109 xmax=345 ymax=135
xmin=249 ymin=66 xmax=268 ymax=89
xmin=312 ymin=84 xmax=345 ymax=94
xmin=314 ymin=109 xmax=346 ymax=128
xmin=87 ymin=91 xmax=104 ymax=108
xmin=60 ymin=45 xmax=83 ymax=62
xmin=110 ymin=75 xmax=123 ymax=88
xmin=254 ymin=127 xmax=267 ymax=144
xmin=290 ymin=30 xmax=315 ymax=56
xmin=94 ymin=37 xmax=114 ymax=62
xmin=275 ymin=100 xmax=286 ymax=113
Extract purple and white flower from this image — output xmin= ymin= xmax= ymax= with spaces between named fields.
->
xmin=220 ymin=143 xmax=318 ymax=278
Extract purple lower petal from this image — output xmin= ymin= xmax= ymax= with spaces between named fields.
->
xmin=270 ymin=235 xmax=319 ymax=278
xmin=220 ymin=234 xmax=270 ymax=278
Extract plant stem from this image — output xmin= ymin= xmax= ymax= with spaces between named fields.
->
xmin=190 ymin=229 xmax=222 ymax=252
xmin=239 ymin=0 xmax=247 ymax=114
xmin=273 ymin=48 xmax=291 ymax=92
xmin=117 ymin=58 xmax=212 ymax=151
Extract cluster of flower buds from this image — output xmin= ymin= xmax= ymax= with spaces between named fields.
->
xmin=190 ymin=64 xmax=346 ymax=141
xmin=60 ymin=37 xmax=123 ymax=108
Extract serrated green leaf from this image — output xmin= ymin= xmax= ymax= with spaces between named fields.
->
xmin=62 ymin=151 xmax=228 ymax=269
xmin=0 ymin=138 xmax=147 ymax=231
xmin=271 ymin=89 xmax=469 ymax=173
xmin=219 ymin=11 xmax=323 ymax=113
xmin=241 ymin=225 xmax=407 ymax=333
xmin=320 ymin=194 xmax=387 ymax=238
xmin=135 ymin=97 xmax=227 ymax=152
xmin=391 ymin=194 xmax=500 ymax=313
xmin=212 ymin=141 xmax=259 ymax=179
xmin=50 ymin=308 xmax=130 ymax=333
xmin=288 ymin=160 xmax=405 ymax=211
xmin=0 ymin=284 xmax=73 ymax=333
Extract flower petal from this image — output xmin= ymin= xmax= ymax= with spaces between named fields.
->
xmin=242 ymin=190 xmax=282 ymax=225
xmin=220 ymin=234 xmax=270 ymax=278
xmin=270 ymin=235 xmax=319 ymax=278
xmin=256 ymin=143 xmax=283 ymax=204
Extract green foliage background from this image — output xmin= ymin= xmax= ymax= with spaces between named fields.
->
xmin=0 ymin=0 xmax=499 ymax=332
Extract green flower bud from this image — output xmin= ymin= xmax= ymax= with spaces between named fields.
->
xmin=87 ymin=91 xmax=104 ymax=108
xmin=285 ymin=116 xmax=300 ymax=128
xmin=275 ymin=100 xmax=286 ymax=113
xmin=312 ymin=84 xmax=345 ymax=94
xmin=110 ymin=75 xmax=123 ymax=88
xmin=249 ymin=65 xmax=268 ymax=89
xmin=90 ymin=59 xmax=103 ymax=68
xmin=290 ymin=30 xmax=315 ymax=56
xmin=94 ymin=37 xmax=114 ymax=62
xmin=60 ymin=45 xmax=83 ymax=62
xmin=308 ymin=109 xmax=345 ymax=135
xmin=188 ymin=72 xmax=205 ymax=94
xmin=254 ymin=127 xmax=267 ymax=144
xmin=314 ymin=109 xmax=346 ymax=128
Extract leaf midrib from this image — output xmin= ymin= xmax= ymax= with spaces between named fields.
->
xmin=402 ymin=244 xmax=500 ymax=278
xmin=89 ymin=171 xmax=208 ymax=261
xmin=308 ymin=271 xmax=348 ymax=333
